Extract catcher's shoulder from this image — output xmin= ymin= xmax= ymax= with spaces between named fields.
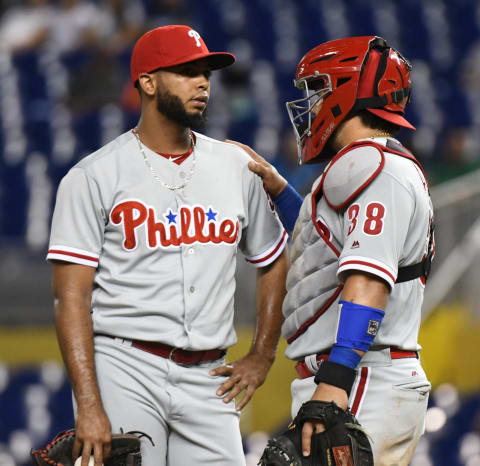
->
xmin=321 ymin=141 xmax=384 ymax=210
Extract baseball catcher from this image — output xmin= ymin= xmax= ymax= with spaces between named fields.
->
xmin=31 ymin=429 xmax=145 ymax=465
xmin=258 ymin=401 xmax=373 ymax=465
xmin=234 ymin=33 xmax=433 ymax=465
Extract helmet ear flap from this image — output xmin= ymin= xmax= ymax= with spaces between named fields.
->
xmin=354 ymin=42 xmax=415 ymax=129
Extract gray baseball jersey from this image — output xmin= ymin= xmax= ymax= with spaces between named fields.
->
xmin=47 ymin=130 xmax=287 ymax=350
xmin=282 ymin=137 xmax=433 ymax=360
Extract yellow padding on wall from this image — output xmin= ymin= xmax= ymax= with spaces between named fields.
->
xmin=2 ymin=307 xmax=480 ymax=434
xmin=0 ymin=325 xmax=296 ymax=434
xmin=419 ymin=304 xmax=480 ymax=393
xmin=0 ymin=327 xmax=62 ymax=364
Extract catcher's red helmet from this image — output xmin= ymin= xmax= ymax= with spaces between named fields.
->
xmin=286 ymin=36 xmax=415 ymax=164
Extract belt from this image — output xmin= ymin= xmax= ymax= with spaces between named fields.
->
xmin=295 ymin=348 xmax=418 ymax=379
xmin=100 ymin=334 xmax=226 ymax=365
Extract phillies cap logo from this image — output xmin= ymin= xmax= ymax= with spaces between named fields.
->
xmin=188 ymin=29 xmax=202 ymax=47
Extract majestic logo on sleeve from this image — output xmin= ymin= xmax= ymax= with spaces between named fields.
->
xmin=110 ymin=200 xmax=239 ymax=250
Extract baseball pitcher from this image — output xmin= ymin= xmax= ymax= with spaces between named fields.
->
xmin=47 ymin=25 xmax=288 ymax=466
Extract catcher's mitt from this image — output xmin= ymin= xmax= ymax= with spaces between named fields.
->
xmin=258 ymin=401 xmax=373 ymax=466
xmin=31 ymin=429 xmax=147 ymax=466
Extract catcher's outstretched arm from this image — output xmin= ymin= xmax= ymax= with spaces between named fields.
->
xmin=52 ymin=262 xmax=112 ymax=466
xmin=226 ymin=139 xmax=302 ymax=234
xmin=225 ymin=139 xmax=288 ymax=198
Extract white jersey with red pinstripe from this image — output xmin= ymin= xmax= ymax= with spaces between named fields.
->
xmin=282 ymin=137 xmax=433 ymax=360
xmin=285 ymin=137 xmax=432 ymax=464
xmin=47 ymin=130 xmax=287 ymax=349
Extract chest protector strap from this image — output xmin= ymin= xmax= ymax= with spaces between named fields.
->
xmin=396 ymin=219 xmax=434 ymax=283
xmin=317 ymin=138 xmax=434 ymax=284
xmin=384 ymin=139 xmax=434 ymax=283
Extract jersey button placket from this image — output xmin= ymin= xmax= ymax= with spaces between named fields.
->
xmin=173 ymin=166 xmax=185 ymax=186
xmin=185 ymin=286 xmax=195 ymax=334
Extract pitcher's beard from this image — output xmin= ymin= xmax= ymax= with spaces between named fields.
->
xmin=156 ymin=88 xmax=207 ymax=131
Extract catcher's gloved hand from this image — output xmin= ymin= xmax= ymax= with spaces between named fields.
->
xmin=258 ymin=401 xmax=373 ymax=466
xmin=31 ymin=428 xmax=148 ymax=466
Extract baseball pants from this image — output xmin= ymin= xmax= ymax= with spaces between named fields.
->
xmin=88 ymin=335 xmax=246 ymax=466
xmin=291 ymin=356 xmax=431 ymax=466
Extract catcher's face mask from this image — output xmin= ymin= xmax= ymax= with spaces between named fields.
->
xmin=286 ymin=72 xmax=332 ymax=159
xmin=286 ymin=36 xmax=415 ymax=165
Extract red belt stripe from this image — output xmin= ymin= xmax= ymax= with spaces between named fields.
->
xmin=99 ymin=334 xmax=225 ymax=365
xmin=295 ymin=348 xmax=418 ymax=379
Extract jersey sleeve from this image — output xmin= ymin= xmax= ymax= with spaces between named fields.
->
xmin=46 ymin=167 xmax=105 ymax=268
xmin=337 ymin=172 xmax=414 ymax=288
xmin=239 ymin=171 xmax=288 ymax=268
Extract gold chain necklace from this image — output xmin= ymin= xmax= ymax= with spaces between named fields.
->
xmin=133 ymin=127 xmax=196 ymax=191
xmin=369 ymin=132 xmax=391 ymax=139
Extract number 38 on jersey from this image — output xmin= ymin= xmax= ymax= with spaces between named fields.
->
xmin=347 ymin=202 xmax=386 ymax=236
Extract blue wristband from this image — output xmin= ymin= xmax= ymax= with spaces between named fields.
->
xmin=273 ymin=184 xmax=303 ymax=233
xmin=328 ymin=345 xmax=362 ymax=370
xmin=336 ymin=300 xmax=385 ymax=352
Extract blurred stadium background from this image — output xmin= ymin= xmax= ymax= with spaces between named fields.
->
xmin=0 ymin=0 xmax=480 ymax=464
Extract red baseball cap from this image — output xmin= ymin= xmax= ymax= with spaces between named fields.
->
xmin=130 ymin=25 xmax=236 ymax=83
